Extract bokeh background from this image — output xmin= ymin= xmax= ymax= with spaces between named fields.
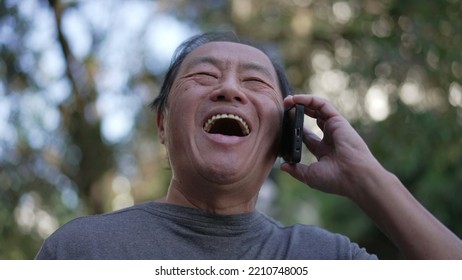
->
xmin=1 ymin=0 xmax=461 ymax=259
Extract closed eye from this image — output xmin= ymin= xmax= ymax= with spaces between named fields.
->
xmin=196 ymin=72 xmax=218 ymax=78
xmin=190 ymin=72 xmax=218 ymax=85
xmin=245 ymin=77 xmax=266 ymax=83
xmin=243 ymin=77 xmax=274 ymax=89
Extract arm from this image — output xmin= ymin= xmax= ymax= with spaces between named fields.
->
xmin=281 ymin=94 xmax=462 ymax=259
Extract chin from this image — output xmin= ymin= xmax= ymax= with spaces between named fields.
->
xmin=199 ymin=158 xmax=271 ymax=188
xmin=200 ymin=165 xmax=246 ymax=185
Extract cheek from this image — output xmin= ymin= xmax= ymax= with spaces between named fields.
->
xmin=255 ymin=98 xmax=284 ymax=146
xmin=256 ymin=94 xmax=284 ymax=126
xmin=167 ymin=80 xmax=209 ymax=112
xmin=164 ymin=86 xmax=203 ymax=141
xmin=168 ymin=84 xmax=188 ymax=106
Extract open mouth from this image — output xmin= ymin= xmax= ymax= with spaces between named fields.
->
xmin=203 ymin=113 xmax=250 ymax=137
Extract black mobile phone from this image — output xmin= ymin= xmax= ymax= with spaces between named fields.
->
xmin=281 ymin=104 xmax=304 ymax=164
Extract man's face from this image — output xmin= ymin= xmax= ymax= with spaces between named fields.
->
xmin=158 ymin=41 xmax=284 ymax=188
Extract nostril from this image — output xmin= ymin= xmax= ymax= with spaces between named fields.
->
xmin=216 ymin=95 xmax=226 ymax=101
xmin=211 ymin=89 xmax=247 ymax=104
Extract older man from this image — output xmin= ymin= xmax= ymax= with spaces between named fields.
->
xmin=36 ymin=32 xmax=462 ymax=259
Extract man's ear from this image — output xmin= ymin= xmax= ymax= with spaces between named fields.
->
xmin=156 ymin=109 xmax=166 ymax=144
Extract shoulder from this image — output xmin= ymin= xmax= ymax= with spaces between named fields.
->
xmin=36 ymin=202 xmax=157 ymax=259
xmin=281 ymin=223 xmax=377 ymax=260
xmin=53 ymin=202 xmax=152 ymax=233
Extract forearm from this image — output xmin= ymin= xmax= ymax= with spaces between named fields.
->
xmin=353 ymin=162 xmax=462 ymax=259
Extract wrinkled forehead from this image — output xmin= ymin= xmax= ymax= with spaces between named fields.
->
xmin=179 ymin=41 xmax=278 ymax=79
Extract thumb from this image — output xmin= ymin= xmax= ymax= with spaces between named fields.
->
xmin=280 ymin=162 xmax=329 ymax=193
xmin=280 ymin=162 xmax=312 ymax=186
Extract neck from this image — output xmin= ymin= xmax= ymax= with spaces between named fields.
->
xmin=160 ymin=178 xmax=259 ymax=215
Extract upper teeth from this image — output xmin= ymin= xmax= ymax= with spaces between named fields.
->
xmin=204 ymin=113 xmax=250 ymax=136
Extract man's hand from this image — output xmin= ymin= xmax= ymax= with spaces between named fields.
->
xmin=281 ymin=94 xmax=382 ymax=201
xmin=280 ymin=94 xmax=462 ymax=259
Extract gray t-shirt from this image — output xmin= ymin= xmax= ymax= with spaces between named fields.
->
xmin=36 ymin=202 xmax=376 ymax=259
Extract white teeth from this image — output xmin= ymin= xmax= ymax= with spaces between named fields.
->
xmin=204 ymin=113 xmax=250 ymax=136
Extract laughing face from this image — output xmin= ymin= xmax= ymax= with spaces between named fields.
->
xmin=157 ymin=41 xmax=284 ymax=201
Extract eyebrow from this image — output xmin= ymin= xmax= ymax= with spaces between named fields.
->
xmin=182 ymin=56 xmax=223 ymax=72
xmin=183 ymin=56 xmax=276 ymax=81
xmin=240 ymin=62 xmax=276 ymax=82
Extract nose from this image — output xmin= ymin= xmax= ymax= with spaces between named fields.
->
xmin=210 ymin=78 xmax=248 ymax=104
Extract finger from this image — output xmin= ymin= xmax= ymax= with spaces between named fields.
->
xmin=316 ymin=118 xmax=326 ymax=131
xmin=292 ymin=95 xmax=341 ymax=120
xmin=303 ymin=127 xmax=321 ymax=157
xmin=283 ymin=95 xmax=295 ymax=110
xmin=280 ymin=161 xmax=327 ymax=193
xmin=280 ymin=162 xmax=309 ymax=185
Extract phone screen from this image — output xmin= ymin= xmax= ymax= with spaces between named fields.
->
xmin=281 ymin=104 xmax=304 ymax=164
